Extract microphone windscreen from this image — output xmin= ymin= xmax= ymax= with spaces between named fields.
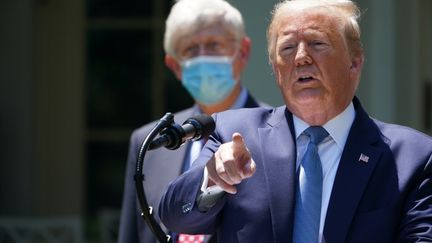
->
xmin=186 ymin=114 xmax=215 ymax=138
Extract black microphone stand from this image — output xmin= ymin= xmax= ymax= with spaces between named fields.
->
xmin=134 ymin=112 xmax=174 ymax=243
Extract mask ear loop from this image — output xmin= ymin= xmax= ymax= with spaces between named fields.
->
xmin=230 ymin=42 xmax=241 ymax=62
xmin=230 ymin=43 xmax=242 ymax=82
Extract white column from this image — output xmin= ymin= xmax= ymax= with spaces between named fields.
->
xmin=392 ymin=0 xmax=421 ymax=129
xmin=229 ymin=0 xmax=284 ymax=106
xmin=357 ymin=0 xmax=396 ymax=123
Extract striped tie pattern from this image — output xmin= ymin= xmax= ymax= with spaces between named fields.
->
xmin=293 ymin=126 xmax=329 ymax=243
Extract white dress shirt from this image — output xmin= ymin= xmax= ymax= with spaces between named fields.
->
xmin=293 ymin=102 xmax=355 ymax=243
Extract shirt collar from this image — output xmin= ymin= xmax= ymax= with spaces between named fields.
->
xmin=293 ymin=102 xmax=355 ymax=150
xmin=230 ymin=86 xmax=248 ymax=110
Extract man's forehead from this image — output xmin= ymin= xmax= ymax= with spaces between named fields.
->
xmin=280 ymin=25 xmax=326 ymax=36
xmin=177 ymin=25 xmax=235 ymax=44
xmin=278 ymin=12 xmax=340 ymax=35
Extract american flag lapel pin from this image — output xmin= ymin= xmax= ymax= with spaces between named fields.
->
xmin=358 ymin=153 xmax=369 ymax=163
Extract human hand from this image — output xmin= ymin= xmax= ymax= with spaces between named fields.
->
xmin=206 ymin=132 xmax=256 ymax=194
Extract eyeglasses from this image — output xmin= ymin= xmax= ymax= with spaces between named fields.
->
xmin=176 ymin=39 xmax=238 ymax=61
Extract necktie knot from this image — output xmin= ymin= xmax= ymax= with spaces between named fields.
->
xmin=304 ymin=126 xmax=328 ymax=145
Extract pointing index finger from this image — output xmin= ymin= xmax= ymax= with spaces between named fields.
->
xmin=231 ymin=132 xmax=255 ymax=179
xmin=232 ymin=132 xmax=247 ymax=151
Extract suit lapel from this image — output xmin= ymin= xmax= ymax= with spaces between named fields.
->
xmin=323 ymin=99 xmax=383 ymax=243
xmin=258 ymin=106 xmax=297 ymax=243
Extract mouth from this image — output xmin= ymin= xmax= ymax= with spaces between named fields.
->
xmin=297 ymin=75 xmax=315 ymax=83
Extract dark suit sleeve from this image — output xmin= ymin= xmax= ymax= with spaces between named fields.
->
xmin=117 ymin=132 xmax=140 ymax=243
xmin=158 ymin=134 xmax=226 ymax=234
xmin=398 ymin=152 xmax=432 ymax=242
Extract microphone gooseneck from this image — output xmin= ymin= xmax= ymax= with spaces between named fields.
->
xmin=134 ymin=113 xmax=215 ymax=243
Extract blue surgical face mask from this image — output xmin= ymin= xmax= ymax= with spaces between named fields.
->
xmin=181 ymin=55 xmax=236 ymax=105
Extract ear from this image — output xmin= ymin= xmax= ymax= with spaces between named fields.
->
xmin=271 ymin=62 xmax=276 ymax=76
xmin=232 ymin=37 xmax=252 ymax=81
xmin=237 ymin=37 xmax=251 ymax=69
xmin=349 ymin=52 xmax=364 ymax=81
xmin=165 ymin=55 xmax=182 ymax=80
xmin=271 ymin=62 xmax=282 ymax=87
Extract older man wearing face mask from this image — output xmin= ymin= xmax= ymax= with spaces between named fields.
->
xmin=117 ymin=0 xmax=267 ymax=243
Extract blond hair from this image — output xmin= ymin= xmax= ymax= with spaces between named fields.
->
xmin=267 ymin=0 xmax=362 ymax=63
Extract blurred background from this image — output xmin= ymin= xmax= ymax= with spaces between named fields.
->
xmin=0 ymin=0 xmax=431 ymax=242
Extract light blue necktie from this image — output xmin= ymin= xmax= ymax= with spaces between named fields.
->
xmin=293 ymin=126 xmax=329 ymax=243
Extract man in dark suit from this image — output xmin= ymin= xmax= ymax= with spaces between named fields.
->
xmin=159 ymin=0 xmax=432 ymax=242
xmin=117 ymin=0 xmax=267 ymax=242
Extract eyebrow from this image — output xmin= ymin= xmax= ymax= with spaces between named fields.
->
xmin=281 ymin=25 xmax=324 ymax=35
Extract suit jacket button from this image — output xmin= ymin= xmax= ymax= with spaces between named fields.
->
xmin=182 ymin=202 xmax=192 ymax=214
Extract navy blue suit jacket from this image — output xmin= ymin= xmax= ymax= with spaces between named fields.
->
xmin=118 ymin=93 xmax=264 ymax=243
xmin=159 ymin=98 xmax=432 ymax=243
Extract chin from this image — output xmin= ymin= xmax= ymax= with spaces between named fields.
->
xmin=287 ymin=97 xmax=325 ymax=113
xmin=295 ymin=94 xmax=325 ymax=107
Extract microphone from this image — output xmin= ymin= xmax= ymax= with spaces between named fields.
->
xmin=149 ymin=114 xmax=215 ymax=150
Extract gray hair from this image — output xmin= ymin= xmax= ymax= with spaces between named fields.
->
xmin=267 ymin=0 xmax=362 ymax=63
xmin=164 ymin=0 xmax=246 ymax=57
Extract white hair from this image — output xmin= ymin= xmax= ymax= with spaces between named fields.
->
xmin=164 ymin=0 xmax=246 ymax=57
xmin=267 ymin=0 xmax=362 ymax=63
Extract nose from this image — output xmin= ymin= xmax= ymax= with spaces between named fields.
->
xmin=193 ymin=45 xmax=206 ymax=56
xmin=294 ymin=42 xmax=312 ymax=66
